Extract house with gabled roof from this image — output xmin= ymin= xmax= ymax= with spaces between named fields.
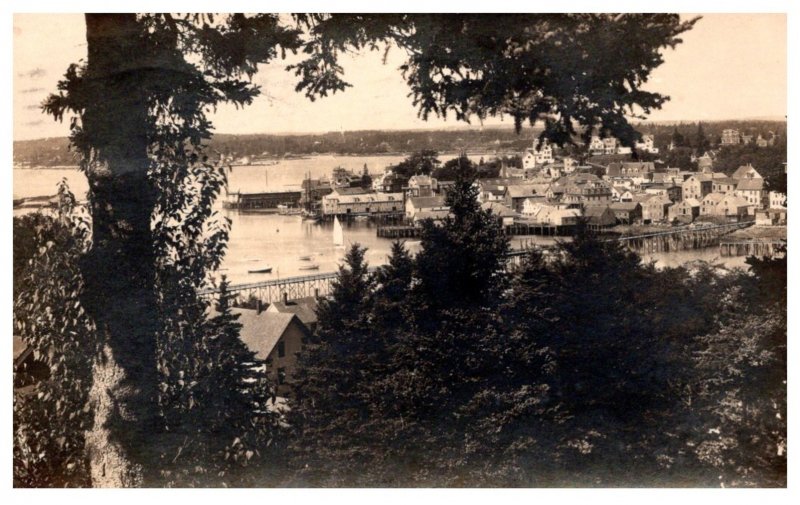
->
xmin=609 ymin=201 xmax=642 ymax=224
xmin=716 ymin=193 xmax=751 ymax=219
xmin=405 ymin=195 xmax=449 ymax=220
xmin=700 ymin=193 xmax=725 ymax=216
xmin=682 ymin=174 xmax=713 ymax=202
xmin=232 ymin=308 xmax=311 ymax=396
xmin=712 ymin=177 xmax=737 ymax=194
xmin=268 ymin=295 xmax=319 ymax=332
xmin=584 ymin=205 xmax=617 ymax=229
xmin=731 ymin=163 xmax=763 ymax=182
xmin=481 ymin=201 xmax=518 ymax=226
xmin=641 ymin=194 xmax=672 ymax=223
xmin=735 ymin=177 xmax=766 ymax=211
xmin=505 ymin=183 xmax=550 ymax=212
xmin=668 ymin=198 xmax=700 ymax=223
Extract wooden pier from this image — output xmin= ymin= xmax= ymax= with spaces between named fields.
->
xmin=616 ymin=221 xmax=753 ymax=253
xmin=204 ymin=220 xmax=755 ymax=304
xmin=719 ymin=239 xmax=786 ymax=257
xmin=377 ymin=225 xmax=420 ymax=239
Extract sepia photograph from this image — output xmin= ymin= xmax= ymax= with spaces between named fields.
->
xmin=7 ymin=1 xmax=791 ymax=493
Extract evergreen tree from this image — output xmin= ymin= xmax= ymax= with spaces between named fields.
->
xmin=288 ymin=244 xmax=382 ymax=485
xmin=413 ymin=171 xmax=510 ymax=315
xmin=672 ymin=126 xmax=686 ymax=147
xmin=694 ymin=122 xmax=710 ymax=151
xmin=156 ymin=277 xmax=274 ymax=485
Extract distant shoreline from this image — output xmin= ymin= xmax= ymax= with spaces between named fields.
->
xmin=12 ymin=151 xmax=510 ymax=171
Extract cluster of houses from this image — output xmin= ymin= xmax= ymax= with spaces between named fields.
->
xmin=721 ymin=128 xmax=778 ymax=147
xmin=402 ymin=140 xmax=787 ymax=230
xmin=319 ymin=138 xmax=787 ymax=231
xmin=588 ymin=134 xmax=660 ymax=156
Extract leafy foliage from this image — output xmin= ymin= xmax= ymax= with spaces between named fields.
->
xmin=13 ymin=183 xmax=97 ymax=487
xmin=40 ymin=14 xmax=304 ymax=485
xmin=292 ymin=14 xmax=698 ymax=146
xmin=391 ymin=149 xmax=441 ymax=178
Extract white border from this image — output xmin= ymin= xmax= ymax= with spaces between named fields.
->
xmin=2 ymin=2 xmax=796 ymax=504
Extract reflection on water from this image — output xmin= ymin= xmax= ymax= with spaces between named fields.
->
xmin=220 ymin=212 xmax=562 ymax=285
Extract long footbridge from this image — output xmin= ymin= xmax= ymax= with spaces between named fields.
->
xmin=203 ymin=220 xmax=752 ymax=303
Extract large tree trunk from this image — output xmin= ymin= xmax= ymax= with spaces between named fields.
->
xmin=80 ymin=14 xmax=159 ymax=487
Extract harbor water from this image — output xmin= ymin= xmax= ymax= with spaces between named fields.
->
xmin=13 ymin=157 xmax=748 ymax=286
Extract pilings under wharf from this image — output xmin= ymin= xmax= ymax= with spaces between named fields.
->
xmin=376 ymin=222 xmax=577 ymax=239
xmin=719 ymin=239 xmax=786 ymax=257
xmin=614 ymin=221 xmax=754 ymax=254
xmin=207 ymin=221 xmax=755 ymax=305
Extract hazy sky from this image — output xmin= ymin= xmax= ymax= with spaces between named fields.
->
xmin=12 ymin=13 xmax=787 ymax=141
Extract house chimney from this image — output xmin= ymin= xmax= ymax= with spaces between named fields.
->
xmin=256 ymin=299 xmax=263 ymax=314
xmin=283 ymin=292 xmax=288 ymax=305
xmin=314 ymin=288 xmax=320 ymax=299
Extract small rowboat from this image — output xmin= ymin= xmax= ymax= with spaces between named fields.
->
xmin=248 ymin=266 xmax=273 ymax=274
xmin=298 ymin=264 xmax=319 ymax=271
xmin=298 ymin=255 xmax=312 ymax=261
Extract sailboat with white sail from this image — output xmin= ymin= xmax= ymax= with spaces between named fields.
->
xmin=333 ymin=216 xmax=345 ymax=247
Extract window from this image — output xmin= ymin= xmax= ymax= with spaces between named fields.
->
xmin=277 ymin=341 xmax=285 ymax=358
xmin=277 ymin=368 xmax=286 ymax=385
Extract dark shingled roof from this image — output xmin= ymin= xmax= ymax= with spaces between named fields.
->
xmin=610 ymin=202 xmax=641 ymax=211
xmin=207 ymin=308 xmax=310 ymax=361
xmin=409 ymin=196 xmax=446 ymax=209
xmin=268 ymin=296 xmax=319 ymax=326
xmin=736 ymin=178 xmax=764 ymax=191
xmin=234 ymin=309 xmax=305 ymax=360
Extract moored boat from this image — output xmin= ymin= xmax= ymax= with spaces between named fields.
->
xmin=247 ymin=266 xmax=273 ymax=274
xmin=298 ymin=264 xmax=320 ymax=271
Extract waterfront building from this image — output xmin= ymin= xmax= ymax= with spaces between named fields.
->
xmin=641 ymin=194 xmax=673 ymax=223
xmin=224 ymin=190 xmax=303 ymax=210
xmin=405 ymin=195 xmax=449 ymax=220
xmin=700 ymin=193 xmax=725 ymax=216
xmin=668 ymin=198 xmax=700 ymax=222
xmin=521 ymin=198 xmax=563 ymax=217
xmin=716 ymin=193 xmax=751 ymax=219
xmin=481 ymin=201 xmax=518 ymax=226
xmin=321 ymin=188 xmax=403 ymax=216
xmin=505 ymin=184 xmax=551 ymax=212
xmin=609 ymin=202 xmax=642 ymax=224
xmin=769 ymin=191 xmax=787 ymax=209
xmin=682 ymin=174 xmax=713 ymax=201
xmin=583 ymin=205 xmax=617 ymax=229
xmin=755 ymin=208 xmax=787 ymax=226
xmin=735 ymin=177 xmax=766 ymax=211
xmin=406 ymin=175 xmax=438 ymax=198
